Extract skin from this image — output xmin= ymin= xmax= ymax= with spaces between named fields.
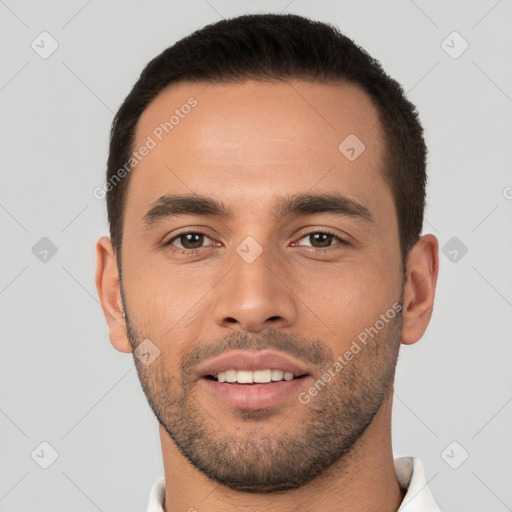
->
xmin=96 ymin=79 xmax=439 ymax=512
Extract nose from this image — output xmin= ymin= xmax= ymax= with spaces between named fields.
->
xmin=212 ymin=245 xmax=298 ymax=332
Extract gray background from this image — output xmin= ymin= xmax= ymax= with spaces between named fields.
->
xmin=1 ymin=0 xmax=511 ymax=510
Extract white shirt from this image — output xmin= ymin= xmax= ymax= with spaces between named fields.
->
xmin=147 ymin=457 xmax=441 ymax=512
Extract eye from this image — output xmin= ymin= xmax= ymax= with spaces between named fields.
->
xmin=165 ymin=231 xmax=215 ymax=251
xmin=295 ymin=231 xmax=349 ymax=249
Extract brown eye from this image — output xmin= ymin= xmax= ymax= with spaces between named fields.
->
xmin=179 ymin=233 xmax=204 ymax=249
xmin=167 ymin=232 xmax=212 ymax=250
xmin=309 ymin=233 xmax=334 ymax=248
xmin=297 ymin=231 xmax=348 ymax=249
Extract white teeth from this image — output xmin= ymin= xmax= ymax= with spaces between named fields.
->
xmin=237 ymin=370 xmax=253 ymax=384
xmin=253 ymin=369 xmax=272 ymax=383
xmin=215 ymin=369 xmax=299 ymax=384
xmin=271 ymin=369 xmax=284 ymax=381
xmin=225 ymin=369 xmax=237 ymax=383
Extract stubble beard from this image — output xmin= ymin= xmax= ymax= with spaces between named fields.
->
xmin=125 ymin=303 xmax=403 ymax=493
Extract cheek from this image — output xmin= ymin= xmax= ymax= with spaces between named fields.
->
xmin=296 ymin=254 xmax=399 ymax=343
xmin=123 ymin=258 xmax=220 ymax=339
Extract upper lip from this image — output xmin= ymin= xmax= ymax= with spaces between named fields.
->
xmin=196 ymin=350 xmax=311 ymax=378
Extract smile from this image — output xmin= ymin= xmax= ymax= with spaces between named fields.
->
xmin=208 ymin=369 xmax=306 ymax=384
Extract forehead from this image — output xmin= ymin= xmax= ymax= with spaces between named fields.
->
xmin=127 ymin=79 xmax=391 ymax=223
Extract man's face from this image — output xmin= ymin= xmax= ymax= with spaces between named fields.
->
xmin=120 ymin=79 xmax=405 ymax=491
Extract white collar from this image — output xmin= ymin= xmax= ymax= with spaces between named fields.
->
xmin=147 ymin=456 xmax=441 ymax=511
xmin=395 ymin=457 xmax=441 ymax=511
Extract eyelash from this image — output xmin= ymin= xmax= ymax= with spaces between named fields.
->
xmin=164 ymin=229 xmax=350 ymax=255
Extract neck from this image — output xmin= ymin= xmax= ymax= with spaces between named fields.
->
xmin=159 ymin=393 xmax=404 ymax=512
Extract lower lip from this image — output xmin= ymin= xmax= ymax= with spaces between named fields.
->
xmin=200 ymin=377 xmax=309 ymax=409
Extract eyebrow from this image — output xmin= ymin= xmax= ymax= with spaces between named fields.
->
xmin=142 ymin=192 xmax=373 ymax=228
xmin=143 ymin=194 xmax=231 ymax=227
xmin=272 ymin=193 xmax=373 ymax=223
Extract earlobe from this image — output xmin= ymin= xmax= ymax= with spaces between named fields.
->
xmin=95 ymin=236 xmax=133 ymax=353
xmin=401 ymin=234 xmax=439 ymax=345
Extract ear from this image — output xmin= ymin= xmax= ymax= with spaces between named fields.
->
xmin=401 ymin=234 xmax=439 ymax=345
xmin=95 ymin=236 xmax=132 ymax=353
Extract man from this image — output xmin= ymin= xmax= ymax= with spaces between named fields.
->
xmin=95 ymin=13 xmax=440 ymax=512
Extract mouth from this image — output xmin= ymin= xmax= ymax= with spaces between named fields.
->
xmin=203 ymin=369 xmax=309 ymax=384
xmin=196 ymin=350 xmax=313 ymax=408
